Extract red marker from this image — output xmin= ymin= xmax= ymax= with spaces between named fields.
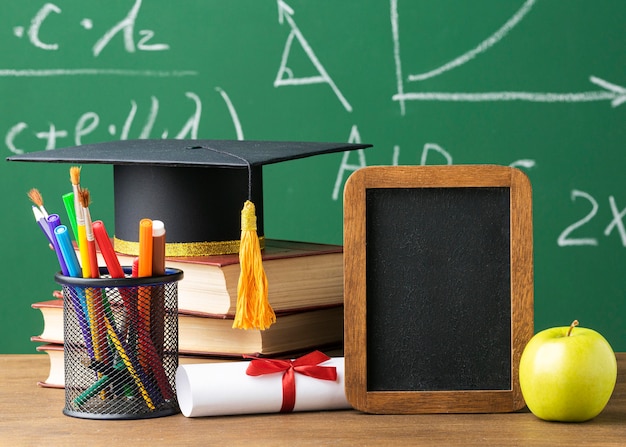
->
xmin=92 ymin=220 xmax=124 ymax=278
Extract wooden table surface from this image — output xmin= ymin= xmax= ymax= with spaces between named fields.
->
xmin=0 ymin=354 xmax=624 ymax=446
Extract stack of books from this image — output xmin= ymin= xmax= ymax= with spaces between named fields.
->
xmin=32 ymin=240 xmax=344 ymax=388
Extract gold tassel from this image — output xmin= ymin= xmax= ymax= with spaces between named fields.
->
xmin=233 ymin=200 xmax=276 ymax=330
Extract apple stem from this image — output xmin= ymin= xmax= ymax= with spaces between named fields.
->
xmin=567 ymin=320 xmax=579 ymax=337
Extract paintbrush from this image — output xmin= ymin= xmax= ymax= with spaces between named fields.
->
xmin=70 ymin=167 xmax=84 ymax=236
xmin=30 ymin=205 xmax=54 ymax=247
xmin=79 ymin=188 xmax=112 ymax=373
xmin=28 ymin=188 xmax=53 ymax=247
xmin=78 ymin=188 xmax=99 ymax=279
xmin=28 ymin=188 xmax=49 ymax=218
xmin=71 ymin=167 xmax=91 ymax=278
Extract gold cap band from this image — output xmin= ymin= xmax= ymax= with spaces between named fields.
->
xmin=114 ymin=236 xmax=265 ymax=257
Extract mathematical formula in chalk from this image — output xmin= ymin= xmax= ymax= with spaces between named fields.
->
xmin=11 ymin=0 xmax=167 ymax=57
xmin=4 ymin=90 xmax=236 ymax=154
xmin=558 ymin=191 xmax=626 ymax=248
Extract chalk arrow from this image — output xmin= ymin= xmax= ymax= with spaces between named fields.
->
xmin=277 ymin=0 xmax=294 ymax=24
xmin=590 ymin=76 xmax=626 ymax=107
xmin=393 ymin=76 xmax=626 ymax=108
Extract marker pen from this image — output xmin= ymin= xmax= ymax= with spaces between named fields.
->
xmin=138 ymin=218 xmax=153 ymax=277
xmin=47 ymin=214 xmax=69 ymax=276
xmin=54 ymin=225 xmax=81 ymax=277
xmin=62 ymin=192 xmax=78 ymax=242
xmin=92 ymin=220 xmax=124 ymax=278
xmin=152 ymin=220 xmax=166 ymax=276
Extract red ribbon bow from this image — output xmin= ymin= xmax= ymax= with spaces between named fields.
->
xmin=245 ymin=350 xmax=337 ymax=413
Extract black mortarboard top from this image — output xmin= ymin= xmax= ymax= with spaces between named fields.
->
xmin=7 ymin=139 xmax=372 ymax=257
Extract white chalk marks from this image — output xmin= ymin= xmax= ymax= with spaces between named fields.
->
xmin=274 ymin=1 xmax=352 ymax=112
xmin=0 ymin=69 xmax=197 ymax=77
xmin=406 ymin=0 xmax=536 ymax=83
xmin=391 ymin=0 xmax=626 ymax=114
xmin=393 ymin=79 xmax=626 ymax=106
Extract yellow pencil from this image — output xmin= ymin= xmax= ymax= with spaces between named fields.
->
xmin=103 ymin=316 xmax=155 ymax=410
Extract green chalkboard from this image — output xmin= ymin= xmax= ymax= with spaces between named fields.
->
xmin=2 ymin=0 xmax=625 ymax=353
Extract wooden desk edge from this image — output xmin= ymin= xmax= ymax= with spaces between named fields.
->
xmin=0 ymin=353 xmax=624 ymax=446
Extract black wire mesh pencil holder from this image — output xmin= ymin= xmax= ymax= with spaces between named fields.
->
xmin=56 ymin=267 xmax=183 ymax=420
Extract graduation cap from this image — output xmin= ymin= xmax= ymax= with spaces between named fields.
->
xmin=8 ymin=139 xmax=372 ymax=329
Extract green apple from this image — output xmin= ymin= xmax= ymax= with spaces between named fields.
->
xmin=519 ymin=320 xmax=617 ymax=422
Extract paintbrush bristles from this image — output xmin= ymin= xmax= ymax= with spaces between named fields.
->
xmin=28 ymin=188 xmax=48 ymax=217
xmin=27 ymin=188 xmax=44 ymax=208
xmin=70 ymin=166 xmax=81 ymax=186
xmin=78 ymin=188 xmax=91 ymax=208
xmin=71 ymin=166 xmax=85 ymax=223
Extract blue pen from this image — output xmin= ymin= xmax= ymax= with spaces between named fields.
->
xmin=47 ymin=214 xmax=69 ymax=276
xmin=55 ymin=225 xmax=94 ymax=358
xmin=55 ymin=225 xmax=82 ymax=277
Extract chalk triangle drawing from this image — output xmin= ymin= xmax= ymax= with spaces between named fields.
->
xmin=274 ymin=0 xmax=352 ymax=112
xmin=274 ymin=29 xmax=323 ymax=84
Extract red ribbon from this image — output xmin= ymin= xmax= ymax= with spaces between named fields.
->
xmin=245 ymin=350 xmax=337 ymax=413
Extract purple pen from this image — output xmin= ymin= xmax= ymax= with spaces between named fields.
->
xmin=47 ymin=214 xmax=69 ymax=276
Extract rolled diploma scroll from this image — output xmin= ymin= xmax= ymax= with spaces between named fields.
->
xmin=176 ymin=357 xmax=350 ymax=417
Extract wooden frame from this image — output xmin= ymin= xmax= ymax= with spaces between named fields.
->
xmin=343 ymin=165 xmax=533 ymax=414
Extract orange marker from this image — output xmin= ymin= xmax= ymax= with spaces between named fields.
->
xmin=137 ymin=218 xmax=153 ymax=373
xmin=138 ymin=218 xmax=153 ymax=277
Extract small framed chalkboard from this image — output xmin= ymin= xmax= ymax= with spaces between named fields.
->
xmin=343 ymin=165 xmax=533 ymax=414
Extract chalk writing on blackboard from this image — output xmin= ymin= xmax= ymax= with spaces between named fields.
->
xmin=404 ymin=0 xmax=535 ymax=83
xmin=331 ymin=130 xmax=535 ymax=201
xmin=274 ymin=0 xmax=352 ymax=112
xmin=216 ymin=87 xmax=245 ymax=141
xmin=92 ymin=0 xmax=169 ymax=56
xmin=14 ymin=3 xmax=61 ymax=51
xmin=11 ymin=0 xmax=169 ymax=57
xmin=333 ymin=125 xmax=366 ymax=200
xmin=4 ymin=88 xmax=245 ymax=154
xmin=390 ymin=0 xmax=626 ymax=114
xmin=0 ymin=69 xmax=197 ymax=78
xmin=557 ymin=190 xmax=626 ymax=247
